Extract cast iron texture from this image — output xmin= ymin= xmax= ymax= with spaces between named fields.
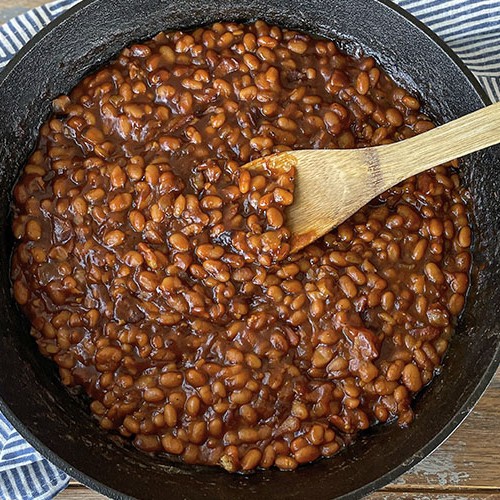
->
xmin=0 ymin=1 xmax=498 ymax=499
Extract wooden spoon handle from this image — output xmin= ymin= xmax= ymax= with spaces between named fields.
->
xmin=378 ymin=101 xmax=500 ymax=186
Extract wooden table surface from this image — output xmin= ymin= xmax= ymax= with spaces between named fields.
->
xmin=2 ymin=1 xmax=499 ymax=498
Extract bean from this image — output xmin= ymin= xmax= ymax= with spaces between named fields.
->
xmin=195 ymin=244 xmax=224 ymax=260
xmin=160 ymin=372 xmax=183 ymax=388
xmin=312 ymin=346 xmax=334 ymax=368
xmin=144 ymin=387 xmax=165 ymax=402
xmin=356 ymin=71 xmax=370 ymax=95
xmin=186 ymin=369 xmax=208 ymax=387
xmin=163 ymin=404 xmax=177 ymax=427
xmin=448 ymin=293 xmax=465 ymax=315
xmin=458 ymin=226 xmax=471 ymax=248
xmin=322 ymin=441 xmax=340 ymax=456
xmin=186 ymin=395 xmax=201 ymax=417
xmin=386 ymin=108 xmax=403 ymax=126
xmin=294 ymin=445 xmax=320 ymax=464
xmin=339 ymin=275 xmax=357 ymax=298
xmin=309 ymin=425 xmax=325 ymax=445
xmin=162 ymin=435 xmax=185 ymax=455
xmin=169 ymin=233 xmax=190 ymax=251
xmin=241 ymin=448 xmax=262 ymax=470
xmin=104 ymin=230 xmax=125 ymax=247
xmin=273 ymin=187 xmax=293 ymax=205
xmin=424 ymin=262 xmax=445 ymax=285
xmin=25 ymin=220 xmax=42 ymax=240
xmin=412 ymin=239 xmax=428 ymax=261
xmin=266 ymin=207 xmax=284 ymax=228
xmin=201 ymin=196 xmax=223 ymax=210
xmin=275 ymin=455 xmax=298 ymax=470
xmin=401 ymin=364 xmax=423 ymax=392
xmin=72 ymin=197 xmax=88 ymax=216
xmin=189 ymin=421 xmax=207 ymax=444
xmin=346 ymin=266 xmax=366 ymax=285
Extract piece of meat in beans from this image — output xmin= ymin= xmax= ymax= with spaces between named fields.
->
xmin=10 ymin=20 xmax=471 ymax=472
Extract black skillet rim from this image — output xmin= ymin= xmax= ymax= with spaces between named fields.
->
xmin=0 ymin=1 xmax=498 ymax=499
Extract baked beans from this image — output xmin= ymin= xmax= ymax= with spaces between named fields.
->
xmin=11 ymin=20 xmax=471 ymax=472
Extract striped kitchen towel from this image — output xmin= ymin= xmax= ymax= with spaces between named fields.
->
xmin=0 ymin=413 xmax=68 ymax=500
xmin=394 ymin=0 xmax=500 ymax=99
xmin=0 ymin=1 xmax=499 ymax=499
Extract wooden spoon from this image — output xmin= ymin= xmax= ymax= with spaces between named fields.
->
xmin=244 ymin=101 xmax=500 ymax=252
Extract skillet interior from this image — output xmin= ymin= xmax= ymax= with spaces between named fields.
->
xmin=0 ymin=0 xmax=499 ymax=498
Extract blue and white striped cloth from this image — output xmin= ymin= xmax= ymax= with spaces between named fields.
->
xmin=0 ymin=413 xmax=68 ymax=499
xmin=395 ymin=0 xmax=500 ymax=99
xmin=0 ymin=1 xmax=499 ymax=499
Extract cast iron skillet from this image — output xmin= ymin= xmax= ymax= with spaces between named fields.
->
xmin=0 ymin=0 xmax=499 ymax=498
